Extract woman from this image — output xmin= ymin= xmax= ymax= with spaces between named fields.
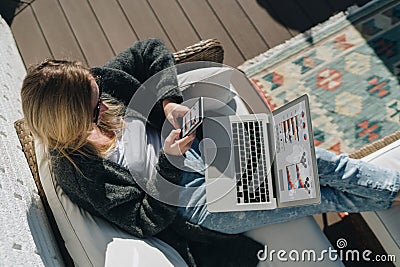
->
xmin=21 ymin=39 xmax=400 ymax=267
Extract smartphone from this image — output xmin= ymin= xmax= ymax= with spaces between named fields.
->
xmin=180 ymin=97 xmax=204 ymax=138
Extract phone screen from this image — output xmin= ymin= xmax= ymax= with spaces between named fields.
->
xmin=181 ymin=97 xmax=203 ymax=138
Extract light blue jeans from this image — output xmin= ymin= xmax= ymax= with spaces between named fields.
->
xmin=177 ymin=141 xmax=400 ymax=234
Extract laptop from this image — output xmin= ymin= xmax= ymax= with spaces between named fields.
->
xmin=201 ymin=94 xmax=320 ymax=212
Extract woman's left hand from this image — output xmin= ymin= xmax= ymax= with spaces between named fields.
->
xmin=163 ymin=99 xmax=189 ymax=129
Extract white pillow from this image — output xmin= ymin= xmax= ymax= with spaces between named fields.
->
xmin=35 ymin=142 xmax=187 ymax=267
xmin=177 ymin=66 xmax=236 ymax=110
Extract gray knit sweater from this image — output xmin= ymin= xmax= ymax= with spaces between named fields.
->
xmin=51 ymin=38 xmax=262 ymax=267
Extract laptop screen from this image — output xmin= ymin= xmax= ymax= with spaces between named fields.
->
xmin=272 ymin=95 xmax=320 ymax=207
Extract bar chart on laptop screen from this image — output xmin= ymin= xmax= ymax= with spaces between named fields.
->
xmin=274 ymin=101 xmax=316 ymax=202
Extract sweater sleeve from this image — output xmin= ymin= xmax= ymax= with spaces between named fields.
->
xmin=51 ymin=150 xmax=185 ymax=238
xmin=102 ymin=38 xmax=183 ymax=129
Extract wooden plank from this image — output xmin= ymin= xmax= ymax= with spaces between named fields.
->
xmin=10 ymin=5 xmax=52 ymax=67
xmin=264 ymin=0 xmax=314 ymax=35
xmin=117 ymin=0 xmax=174 ymax=51
xmin=31 ymin=0 xmax=87 ymax=65
xmin=207 ymin=0 xmax=269 ymax=60
xmin=295 ymin=0 xmax=335 ymax=24
xmin=88 ymin=0 xmax=138 ymax=54
xmin=57 ymin=0 xmax=114 ymax=66
xmin=236 ymin=0 xmax=293 ymax=49
xmin=147 ymin=0 xmax=200 ymax=51
xmin=177 ymin=0 xmax=244 ymax=67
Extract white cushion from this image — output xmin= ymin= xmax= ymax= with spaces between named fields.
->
xmin=361 ymin=139 xmax=400 ymax=171
xmin=35 ymin=142 xmax=187 ymax=267
xmin=360 ymin=139 xmax=400 ymax=260
xmin=177 ymin=66 xmax=236 ymax=110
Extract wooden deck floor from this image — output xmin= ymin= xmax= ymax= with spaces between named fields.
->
xmin=2 ymin=0 xmax=370 ymax=69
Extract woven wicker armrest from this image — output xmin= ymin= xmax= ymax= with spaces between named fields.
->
xmin=14 ymin=119 xmax=40 ymax=193
xmin=348 ymin=130 xmax=400 ymax=159
xmin=173 ymin=39 xmax=224 ymax=64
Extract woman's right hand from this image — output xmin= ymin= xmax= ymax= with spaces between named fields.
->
xmin=163 ymin=129 xmax=195 ymax=156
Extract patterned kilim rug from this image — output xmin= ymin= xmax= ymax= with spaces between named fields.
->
xmin=238 ymin=0 xmax=400 ymax=155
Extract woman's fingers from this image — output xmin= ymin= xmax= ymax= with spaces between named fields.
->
xmin=171 ymin=117 xmax=180 ymax=130
xmin=164 ymin=130 xmax=195 ymax=156
xmin=177 ymin=132 xmax=195 ymax=149
xmin=165 ymin=129 xmax=181 ymax=145
xmin=164 ymin=102 xmax=190 ymax=129
xmin=172 ymin=106 xmax=189 ymax=129
xmin=175 ymin=105 xmax=190 ymax=117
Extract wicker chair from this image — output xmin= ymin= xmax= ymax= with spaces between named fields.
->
xmin=14 ymin=38 xmax=223 ymax=266
xmin=13 ymin=38 xmax=400 ymax=265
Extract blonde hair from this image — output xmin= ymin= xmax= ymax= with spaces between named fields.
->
xmin=21 ymin=59 xmax=124 ymax=163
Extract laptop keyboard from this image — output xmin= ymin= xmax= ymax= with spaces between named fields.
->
xmin=232 ymin=121 xmax=271 ymax=204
